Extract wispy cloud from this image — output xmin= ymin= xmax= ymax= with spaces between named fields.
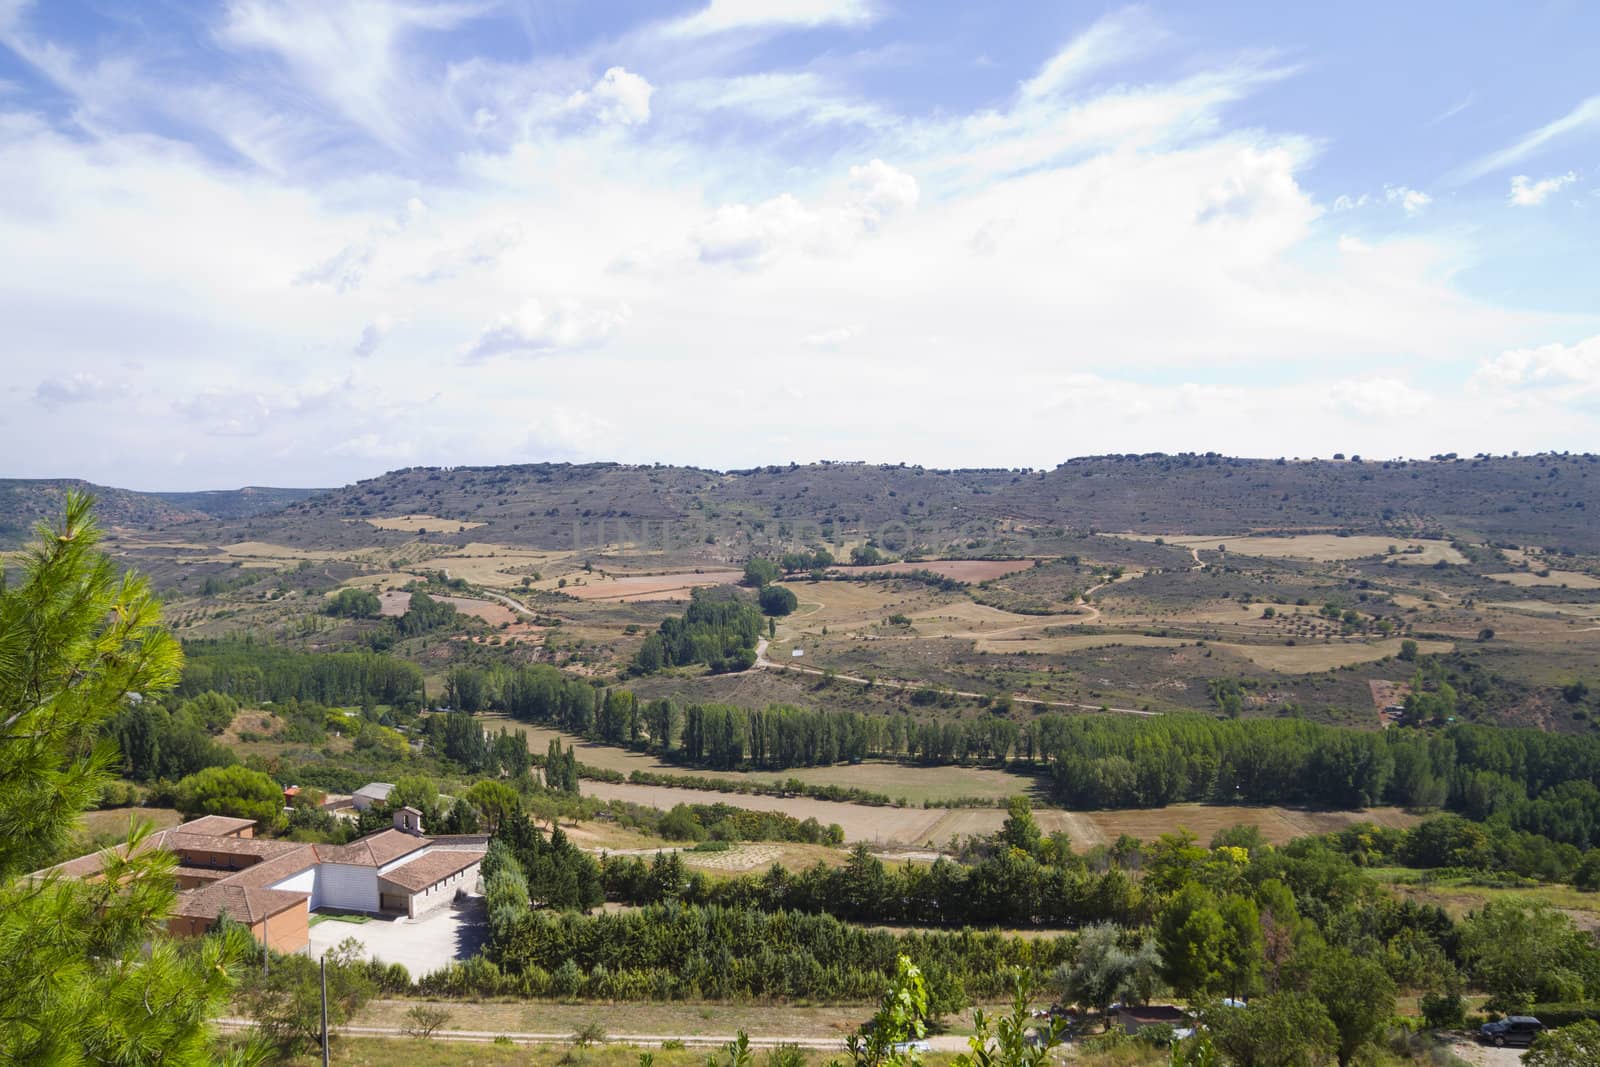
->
xmin=665 ymin=0 xmax=876 ymax=38
xmin=1018 ymin=7 xmax=1163 ymax=101
xmin=1454 ymin=94 xmax=1600 ymax=182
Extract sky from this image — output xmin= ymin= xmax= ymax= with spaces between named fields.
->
xmin=2 ymin=1 xmax=1599 ymax=490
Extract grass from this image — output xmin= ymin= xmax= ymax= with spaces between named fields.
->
xmin=481 ymin=718 xmax=1043 ymax=804
xmin=1368 ymin=868 xmax=1600 ymax=925
xmin=310 ymin=912 xmax=372 ymax=926
xmin=1213 ymin=637 xmax=1455 ymax=674
xmin=78 ymin=806 xmax=182 ymax=837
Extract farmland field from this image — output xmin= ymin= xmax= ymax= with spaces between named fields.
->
xmin=556 ymin=570 xmax=744 ymax=601
xmin=1213 ymin=637 xmax=1455 ymax=674
xmin=831 ymin=560 xmax=1038 ymax=582
xmin=363 ymin=515 xmax=485 ymax=533
xmin=480 ymin=718 xmax=1041 ymax=803
xmin=1117 ymin=533 xmax=1467 ymax=565
xmin=1486 ymin=570 xmax=1600 ymax=589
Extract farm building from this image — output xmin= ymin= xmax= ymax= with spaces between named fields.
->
xmin=351 ymin=782 xmax=395 ymax=811
xmin=32 ymin=810 xmax=484 ymax=953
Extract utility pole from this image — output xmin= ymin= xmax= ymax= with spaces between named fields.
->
xmin=320 ymin=954 xmax=330 ymax=1067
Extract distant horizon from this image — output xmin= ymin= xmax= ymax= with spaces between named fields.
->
xmin=7 ymin=447 xmax=1592 ymax=497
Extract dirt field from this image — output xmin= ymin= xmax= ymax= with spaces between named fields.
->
xmin=1485 ymin=600 xmax=1600 ymax=620
xmin=363 ymin=515 xmax=485 ymax=533
xmin=557 ymin=571 xmax=743 ymax=602
xmin=832 ymin=560 xmax=1038 ymax=582
xmin=976 ymin=633 xmax=1185 ymax=654
xmin=1487 ymin=569 xmax=1600 ymax=589
xmin=1213 ymin=637 xmax=1454 ymax=674
xmin=1118 ymin=533 xmax=1466 ymax=565
xmin=574 ymin=778 xmax=1420 ymax=851
xmin=580 ymin=779 xmax=955 ymax=844
xmin=487 ymin=720 xmax=1041 ymax=804
xmin=1069 ymin=804 xmax=1423 ymax=849
xmin=376 ymin=590 xmax=523 ymax=626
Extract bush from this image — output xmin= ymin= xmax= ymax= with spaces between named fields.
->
xmin=403 ymin=1004 xmax=453 ymax=1038
xmin=173 ymin=765 xmax=282 ymax=824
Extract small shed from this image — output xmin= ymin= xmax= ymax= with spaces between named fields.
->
xmin=1113 ymin=1005 xmax=1189 ymax=1036
xmin=351 ymin=782 xmax=395 ymax=812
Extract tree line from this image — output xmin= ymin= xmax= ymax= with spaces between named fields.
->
xmin=176 ymin=638 xmax=424 ymax=708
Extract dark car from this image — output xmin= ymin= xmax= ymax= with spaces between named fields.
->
xmin=1478 ymin=1016 xmax=1544 ymax=1047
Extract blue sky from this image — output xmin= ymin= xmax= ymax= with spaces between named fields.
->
xmin=2 ymin=1 xmax=1598 ymax=488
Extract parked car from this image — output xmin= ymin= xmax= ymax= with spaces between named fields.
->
xmin=1478 ymin=1016 xmax=1544 ymax=1047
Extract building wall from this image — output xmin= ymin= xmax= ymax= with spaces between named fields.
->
xmin=317 ymin=862 xmax=379 ymax=912
xmin=269 ymin=865 xmax=320 ymax=909
xmin=253 ymin=903 xmax=309 ymax=954
xmin=401 ymin=861 xmax=481 ymax=918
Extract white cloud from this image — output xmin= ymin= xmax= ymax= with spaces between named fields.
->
xmin=1337 ymin=234 xmax=1371 ymax=253
xmin=462 ymin=299 xmax=631 ymax=362
xmin=803 ymin=325 xmax=860 ymax=349
xmin=353 ymin=315 xmax=392 ymax=358
xmin=1472 ymin=335 xmax=1600 ymax=392
xmin=35 ymin=372 xmax=109 ymax=406
xmin=693 ymin=159 xmax=916 ymax=266
xmin=1508 ymin=171 xmax=1577 ymax=206
xmin=567 ymin=67 xmax=655 ymax=126
xmin=1384 ymin=186 xmax=1432 ymax=216
xmin=1455 ymin=94 xmax=1600 ymax=182
xmin=1325 ymin=376 xmax=1431 ymax=418
xmin=666 ymin=0 xmax=875 ymax=37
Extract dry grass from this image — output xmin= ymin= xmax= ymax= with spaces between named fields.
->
xmin=1485 ymin=600 xmax=1600 ymax=619
xmin=552 ymin=571 xmax=744 ymax=602
xmin=78 ymin=806 xmax=182 ymax=837
xmin=353 ymin=997 xmax=883 ymax=1040
xmin=363 ymin=515 xmax=486 ymax=533
xmin=1118 ymin=533 xmax=1466 ymax=565
xmin=1071 ymin=804 xmax=1424 ymax=849
xmin=975 ymin=633 xmax=1184 ymax=655
xmin=581 ymin=780 xmax=951 ymax=845
xmin=1213 ymin=637 xmax=1453 ymax=674
xmin=1486 ymin=570 xmax=1600 ymax=589
xmin=833 ymin=560 xmax=1038 ymax=582
xmin=484 ymin=720 xmax=1038 ymax=804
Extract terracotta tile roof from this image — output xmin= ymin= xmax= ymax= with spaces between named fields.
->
xmin=378 ymin=849 xmax=484 ymax=893
xmin=175 ymin=883 xmax=308 ymax=924
xmin=221 ymin=845 xmax=319 ymax=888
xmin=164 ymin=832 xmax=303 ymax=860
xmin=175 ymin=815 xmax=257 ymax=836
xmin=315 ymin=829 xmax=428 ymax=868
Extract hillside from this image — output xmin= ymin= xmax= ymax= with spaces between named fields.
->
xmin=206 ymin=453 xmax=1600 ymax=554
xmin=0 ymin=478 xmax=205 ymax=546
xmin=150 ymin=485 xmax=325 ymax=519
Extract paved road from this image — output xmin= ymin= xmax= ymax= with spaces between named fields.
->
xmin=306 ymin=898 xmax=487 ymax=978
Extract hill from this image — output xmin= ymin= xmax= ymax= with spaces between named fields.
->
xmin=0 ymin=479 xmax=204 ymax=546
xmin=149 ymin=486 xmax=325 ymax=520
xmin=207 ymin=453 xmax=1600 ymax=555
